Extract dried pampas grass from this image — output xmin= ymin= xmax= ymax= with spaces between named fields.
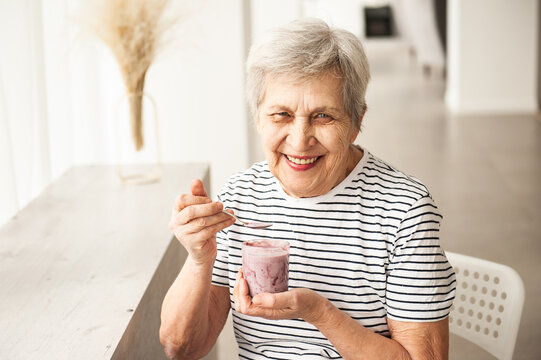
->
xmin=83 ymin=0 xmax=175 ymax=151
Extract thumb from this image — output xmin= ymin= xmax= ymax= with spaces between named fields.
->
xmin=190 ymin=179 xmax=209 ymax=198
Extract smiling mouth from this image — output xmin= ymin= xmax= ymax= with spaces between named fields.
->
xmin=285 ymin=154 xmax=320 ymax=165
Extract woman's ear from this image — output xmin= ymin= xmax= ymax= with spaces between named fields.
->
xmin=357 ymin=105 xmax=367 ymax=132
xmin=349 ymin=126 xmax=360 ymax=143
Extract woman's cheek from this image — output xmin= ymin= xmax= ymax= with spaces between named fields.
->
xmin=327 ymin=125 xmax=354 ymax=150
xmin=266 ymin=125 xmax=285 ymax=151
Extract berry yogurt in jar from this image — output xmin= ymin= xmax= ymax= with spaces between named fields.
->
xmin=242 ymin=239 xmax=289 ymax=297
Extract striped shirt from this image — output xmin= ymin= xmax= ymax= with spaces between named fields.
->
xmin=212 ymin=149 xmax=456 ymax=359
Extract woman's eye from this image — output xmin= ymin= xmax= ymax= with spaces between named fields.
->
xmin=314 ymin=113 xmax=333 ymax=122
xmin=315 ymin=113 xmax=329 ymax=118
xmin=271 ymin=112 xmax=291 ymax=121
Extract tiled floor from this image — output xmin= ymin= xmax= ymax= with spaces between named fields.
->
xmin=359 ymin=40 xmax=541 ymax=360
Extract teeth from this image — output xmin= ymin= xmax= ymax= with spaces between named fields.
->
xmin=286 ymin=155 xmax=319 ymax=165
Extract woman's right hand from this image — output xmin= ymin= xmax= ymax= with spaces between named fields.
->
xmin=168 ymin=179 xmax=236 ymax=265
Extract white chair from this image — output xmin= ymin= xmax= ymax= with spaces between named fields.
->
xmin=446 ymin=252 xmax=525 ymax=360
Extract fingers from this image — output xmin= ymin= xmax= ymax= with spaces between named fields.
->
xmin=233 ymin=270 xmax=291 ymax=319
xmin=168 ymin=179 xmax=233 ymax=265
xmin=173 ymin=202 xmax=233 ymax=230
xmin=252 ymin=293 xmax=279 ymax=308
xmin=189 ymin=217 xmax=235 ymax=243
xmin=252 ymin=290 xmax=296 ymax=310
xmin=190 ymin=179 xmax=209 ymax=197
xmin=237 ymin=288 xmax=305 ymax=319
xmin=170 ymin=207 xmax=235 ymax=248
xmin=171 ymin=196 xmax=219 ymax=225
xmin=170 ymin=178 xmax=210 ymax=218
xmin=234 ymin=269 xmax=252 ymax=313
xmin=179 ymin=200 xmax=223 ymax=224
xmin=251 ymin=289 xmax=325 ymax=323
xmin=172 ymin=193 xmax=210 ymax=215
xmin=239 ymin=270 xmax=250 ymax=297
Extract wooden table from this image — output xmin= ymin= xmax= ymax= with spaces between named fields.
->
xmin=0 ymin=164 xmax=209 ymax=359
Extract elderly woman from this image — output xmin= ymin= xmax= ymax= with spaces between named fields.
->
xmin=160 ymin=18 xmax=455 ymax=360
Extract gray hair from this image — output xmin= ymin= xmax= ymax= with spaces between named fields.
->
xmin=246 ymin=18 xmax=370 ymax=128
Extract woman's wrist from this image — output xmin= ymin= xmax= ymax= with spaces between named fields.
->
xmin=303 ymin=293 xmax=335 ymax=328
xmin=185 ymin=253 xmax=216 ymax=275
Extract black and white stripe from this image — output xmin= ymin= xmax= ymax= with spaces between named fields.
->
xmin=212 ymin=151 xmax=456 ymax=359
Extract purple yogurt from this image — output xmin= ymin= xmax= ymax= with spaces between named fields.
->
xmin=242 ymin=239 xmax=290 ymax=297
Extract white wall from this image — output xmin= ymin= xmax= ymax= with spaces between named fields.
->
xmin=0 ymin=0 xmax=249 ymax=224
xmin=147 ymin=0 xmax=249 ymax=197
xmin=446 ymin=0 xmax=539 ymax=115
xmin=76 ymin=0 xmax=250 ymax=197
xmin=0 ymin=0 xmax=53 ymax=224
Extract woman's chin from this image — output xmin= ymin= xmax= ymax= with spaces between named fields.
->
xmin=272 ymin=159 xmax=330 ymax=198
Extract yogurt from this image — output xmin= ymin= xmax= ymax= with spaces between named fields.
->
xmin=242 ymin=239 xmax=289 ymax=297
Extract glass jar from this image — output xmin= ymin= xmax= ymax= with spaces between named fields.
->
xmin=114 ymin=92 xmax=161 ymax=185
xmin=242 ymin=239 xmax=290 ymax=297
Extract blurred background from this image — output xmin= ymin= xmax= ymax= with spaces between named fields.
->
xmin=0 ymin=0 xmax=539 ymax=359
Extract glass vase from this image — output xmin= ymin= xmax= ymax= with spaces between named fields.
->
xmin=114 ymin=92 xmax=162 ymax=185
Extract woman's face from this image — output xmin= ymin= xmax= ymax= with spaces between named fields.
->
xmin=257 ymin=72 xmax=361 ymax=198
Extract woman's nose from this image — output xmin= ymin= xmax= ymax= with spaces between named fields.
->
xmin=287 ymin=118 xmax=316 ymax=150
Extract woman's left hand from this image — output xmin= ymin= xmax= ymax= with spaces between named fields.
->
xmin=233 ymin=269 xmax=326 ymax=324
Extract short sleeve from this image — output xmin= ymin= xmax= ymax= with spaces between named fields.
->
xmin=386 ymin=195 xmax=456 ymax=322
xmin=211 ymin=193 xmax=231 ymax=288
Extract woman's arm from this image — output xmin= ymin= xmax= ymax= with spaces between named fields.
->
xmin=234 ymin=270 xmax=448 ymax=360
xmin=311 ymin=295 xmax=448 ymax=360
xmin=159 ymin=179 xmax=235 ymax=360
xmin=160 ymin=261 xmax=230 ymax=360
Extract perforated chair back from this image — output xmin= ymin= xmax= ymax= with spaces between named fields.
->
xmin=446 ymin=252 xmax=525 ymax=360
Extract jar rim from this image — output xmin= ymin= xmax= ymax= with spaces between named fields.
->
xmin=242 ymin=239 xmax=289 ymax=256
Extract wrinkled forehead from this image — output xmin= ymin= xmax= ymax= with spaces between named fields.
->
xmin=260 ymin=71 xmax=345 ymax=109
